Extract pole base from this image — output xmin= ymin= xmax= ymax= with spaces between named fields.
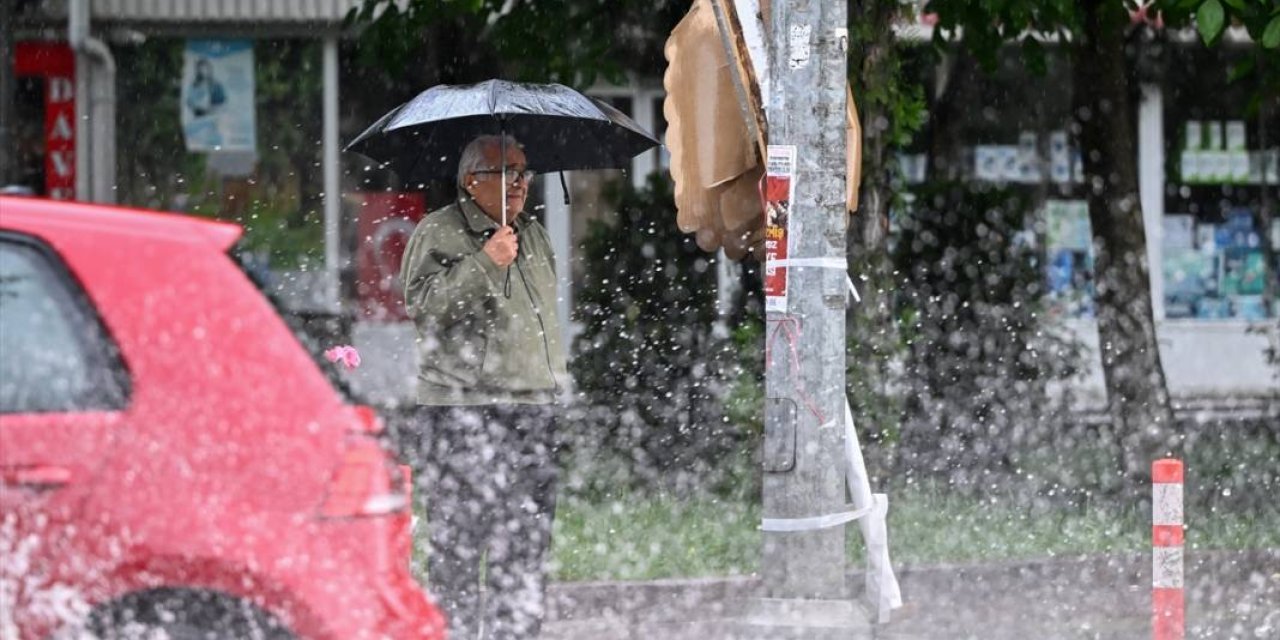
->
xmin=720 ymin=597 xmax=873 ymax=639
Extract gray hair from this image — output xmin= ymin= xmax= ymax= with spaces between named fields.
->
xmin=457 ymin=134 xmax=523 ymax=189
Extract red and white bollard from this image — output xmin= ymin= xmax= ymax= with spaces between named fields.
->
xmin=1152 ymin=458 xmax=1184 ymax=640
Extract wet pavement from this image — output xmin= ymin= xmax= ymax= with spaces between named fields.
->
xmin=544 ymin=550 xmax=1280 ymax=639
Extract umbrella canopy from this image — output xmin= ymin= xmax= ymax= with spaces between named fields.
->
xmin=346 ymin=80 xmax=661 ymax=185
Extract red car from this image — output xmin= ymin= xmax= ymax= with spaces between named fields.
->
xmin=0 ymin=196 xmax=444 ymax=640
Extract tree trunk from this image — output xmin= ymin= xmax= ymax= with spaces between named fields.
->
xmin=847 ymin=0 xmax=903 ymax=483
xmin=1072 ymin=0 xmax=1176 ymax=488
xmin=848 ymin=0 xmax=899 ymax=251
xmin=924 ymin=51 xmax=977 ymax=182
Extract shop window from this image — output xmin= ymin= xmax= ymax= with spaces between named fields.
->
xmin=1162 ymin=45 xmax=1277 ymax=321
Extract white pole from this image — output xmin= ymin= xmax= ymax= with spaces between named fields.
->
xmin=322 ymin=35 xmax=341 ymax=310
xmin=1138 ymin=83 xmax=1165 ymax=321
xmin=542 ymin=175 xmax=574 ymax=355
xmin=633 ymin=92 xmax=655 ymax=188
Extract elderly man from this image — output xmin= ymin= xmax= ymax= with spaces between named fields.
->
xmin=399 ymin=134 xmax=568 ymax=639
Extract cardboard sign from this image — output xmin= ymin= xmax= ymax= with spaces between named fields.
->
xmin=764 ymin=145 xmax=796 ymax=312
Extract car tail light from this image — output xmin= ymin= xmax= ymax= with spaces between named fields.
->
xmin=319 ymin=436 xmax=408 ymax=518
xmin=352 ymin=404 xmax=385 ymax=434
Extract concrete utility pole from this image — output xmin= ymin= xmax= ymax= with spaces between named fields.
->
xmin=760 ymin=0 xmax=859 ymax=624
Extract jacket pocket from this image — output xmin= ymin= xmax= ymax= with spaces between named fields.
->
xmin=426 ymin=316 xmax=489 ymax=388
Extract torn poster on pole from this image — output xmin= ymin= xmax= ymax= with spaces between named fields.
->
xmin=764 ymin=145 xmax=796 ymax=313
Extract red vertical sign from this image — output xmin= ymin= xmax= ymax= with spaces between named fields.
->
xmin=764 ymin=145 xmax=796 ymax=313
xmin=15 ymin=43 xmax=76 ymax=200
xmin=44 ymin=75 xmax=76 ymax=200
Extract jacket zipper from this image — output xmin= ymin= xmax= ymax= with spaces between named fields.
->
xmin=514 ymin=240 xmax=562 ymax=396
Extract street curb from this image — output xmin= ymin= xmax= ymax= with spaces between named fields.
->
xmin=546 ymin=549 xmax=1280 ymax=624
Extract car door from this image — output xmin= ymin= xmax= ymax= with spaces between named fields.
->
xmin=0 ymin=232 xmax=130 ymax=633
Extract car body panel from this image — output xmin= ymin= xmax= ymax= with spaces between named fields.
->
xmin=0 ymin=197 xmax=443 ymax=639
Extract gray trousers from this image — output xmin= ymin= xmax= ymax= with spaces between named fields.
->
xmin=403 ymin=404 xmax=559 ymax=640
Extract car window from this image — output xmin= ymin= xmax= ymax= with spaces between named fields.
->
xmin=0 ymin=236 xmax=130 ymax=413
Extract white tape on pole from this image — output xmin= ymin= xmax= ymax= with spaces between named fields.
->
xmin=760 ymin=504 xmax=874 ymax=532
xmin=763 ymin=257 xmax=863 ymax=305
xmin=766 ymin=256 xmax=848 ymax=269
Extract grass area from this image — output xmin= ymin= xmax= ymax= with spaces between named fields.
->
xmin=551 ymin=494 xmax=759 ymax=582
xmin=549 ymin=486 xmax=1280 ymax=582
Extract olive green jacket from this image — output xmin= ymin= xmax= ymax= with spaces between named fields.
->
xmin=400 ymin=198 xmax=569 ymax=405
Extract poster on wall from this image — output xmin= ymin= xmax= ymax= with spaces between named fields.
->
xmin=1044 ymin=199 xmax=1095 ymax=318
xmin=764 ymin=145 xmax=796 ymax=313
xmin=181 ymin=40 xmax=256 ymax=152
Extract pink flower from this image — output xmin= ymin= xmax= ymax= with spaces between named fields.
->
xmin=1128 ymin=1 xmax=1162 ymax=28
xmin=324 ymin=345 xmax=362 ymax=370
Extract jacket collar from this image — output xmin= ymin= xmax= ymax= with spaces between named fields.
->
xmin=458 ymin=197 xmax=526 ymax=234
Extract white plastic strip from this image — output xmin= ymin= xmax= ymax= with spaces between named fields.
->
xmin=845 ymin=398 xmax=903 ymax=623
xmin=1153 ymin=484 xmax=1183 ymax=526
xmin=766 ymin=257 xmax=848 ymax=269
xmin=846 ymin=275 xmax=862 ymax=303
xmin=1153 ymin=546 xmax=1184 ymax=588
xmin=760 ymin=504 xmax=874 ymax=532
xmin=864 ymin=494 xmax=902 ymax=623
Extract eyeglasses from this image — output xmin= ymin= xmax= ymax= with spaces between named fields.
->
xmin=474 ymin=168 xmax=536 ymax=184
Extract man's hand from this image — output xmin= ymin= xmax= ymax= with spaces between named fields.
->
xmin=483 ymin=225 xmax=518 ymax=267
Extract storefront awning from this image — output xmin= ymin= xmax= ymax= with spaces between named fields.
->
xmin=20 ymin=0 xmax=402 ymax=35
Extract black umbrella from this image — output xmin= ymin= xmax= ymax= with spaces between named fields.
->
xmin=345 ymin=79 xmax=661 ymax=189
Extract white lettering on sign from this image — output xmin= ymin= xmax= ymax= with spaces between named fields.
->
xmin=49 ymin=151 xmax=74 ymax=177
xmin=48 ymin=77 xmax=74 ymax=104
xmin=788 ymin=24 xmax=811 ymax=70
xmin=50 ymin=113 xmax=74 ymax=141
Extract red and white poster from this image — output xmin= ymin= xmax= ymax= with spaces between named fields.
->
xmin=354 ymin=192 xmax=425 ymax=321
xmin=764 ymin=145 xmax=795 ymax=313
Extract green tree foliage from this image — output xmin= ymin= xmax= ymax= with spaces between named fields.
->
xmin=1154 ymin=0 xmax=1280 ymax=48
xmin=349 ymin=0 xmax=687 ymax=86
xmin=569 ymin=176 xmax=752 ymax=494
xmin=1156 ymin=1 xmax=1280 ymax=117
xmin=114 ymin=39 xmax=327 ymax=268
xmin=115 ymin=41 xmax=207 ymax=210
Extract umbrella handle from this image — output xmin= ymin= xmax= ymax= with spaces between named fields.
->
xmin=501 ymin=149 xmax=508 ymax=226
xmin=501 ymin=120 xmax=508 ymax=226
